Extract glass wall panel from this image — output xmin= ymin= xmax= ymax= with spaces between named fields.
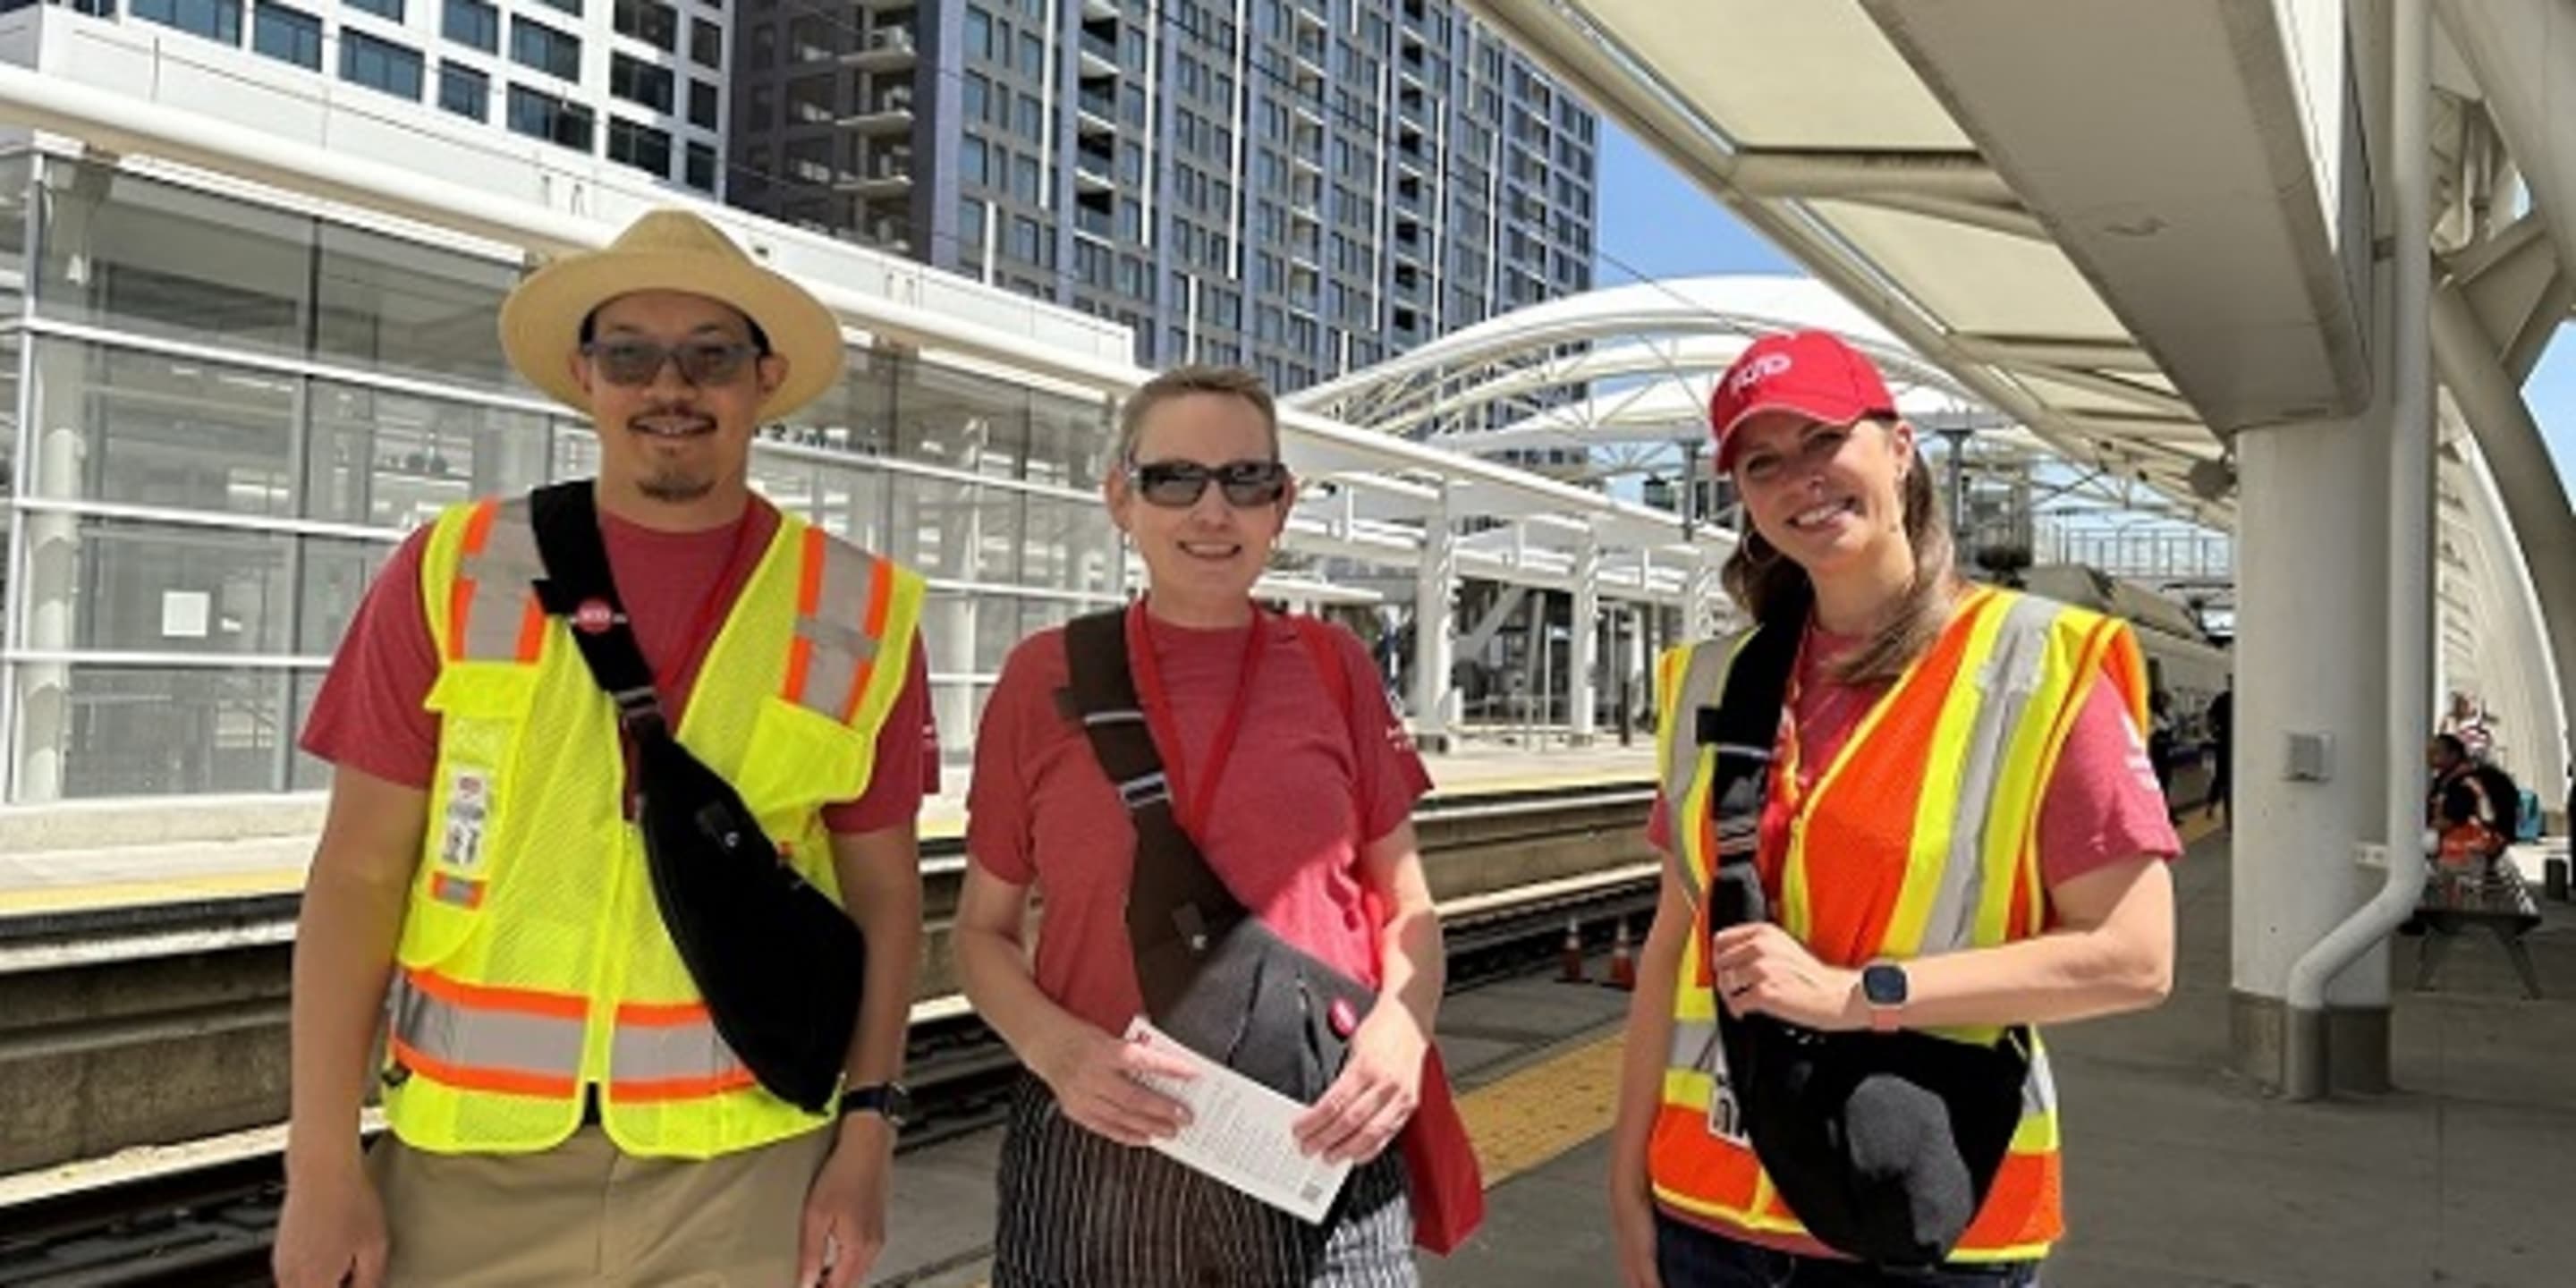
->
xmin=312 ymin=223 xmax=521 ymax=390
xmin=298 ymin=536 xmax=397 ymax=655
xmin=1016 ymin=494 xmax=1117 ymax=596
xmin=58 ymin=517 xmax=295 ymax=655
xmin=889 ymin=473 xmax=1020 ymax=582
xmin=42 ymin=665 xmax=292 ymax=798
xmin=304 ymin=380 xmax=549 ymax=530
xmin=289 ymin=670 xmax=334 ymax=790
xmin=1027 ymin=386 xmax=1110 ymax=489
xmin=895 ymin=358 xmax=1029 ymax=479
xmin=0 ymin=151 xmax=30 ymax=309
xmin=36 ymin=160 xmax=314 ymax=357
xmin=31 ymin=337 xmax=300 ymax=517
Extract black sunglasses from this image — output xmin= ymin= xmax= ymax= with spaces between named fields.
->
xmin=1127 ymin=458 xmax=1292 ymax=509
xmin=581 ymin=339 xmax=761 ymax=387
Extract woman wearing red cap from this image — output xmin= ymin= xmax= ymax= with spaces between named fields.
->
xmin=1608 ymin=331 xmax=2180 ymax=1285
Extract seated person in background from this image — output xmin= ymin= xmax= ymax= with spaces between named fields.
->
xmin=2428 ymin=734 xmax=2512 ymax=877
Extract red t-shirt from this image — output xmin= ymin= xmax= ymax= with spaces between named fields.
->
xmin=301 ymin=496 xmax=936 ymax=834
xmin=965 ymin=611 xmax=1435 ymax=1035
xmin=1647 ymin=623 xmax=2180 ymax=892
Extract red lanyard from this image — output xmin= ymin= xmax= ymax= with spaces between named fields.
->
xmin=1125 ymin=600 xmax=1267 ymax=841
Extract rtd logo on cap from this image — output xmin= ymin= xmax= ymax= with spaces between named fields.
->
xmin=1707 ymin=330 xmax=1899 ymax=470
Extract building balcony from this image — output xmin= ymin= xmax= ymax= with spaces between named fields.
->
xmin=840 ymin=89 xmax=915 ymax=132
xmin=843 ymin=27 xmax=916 ymax=71
xmin=1079 ymin=32 xmax=1119 ymax=78
xmin=838 ymin=153 xmax=913 ymax=196
xmin=1076 ymin=87 xmax=1117 ymax=133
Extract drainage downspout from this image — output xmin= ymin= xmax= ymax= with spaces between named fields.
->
xmin=2284 ymin=0 xmax=2432 ymax=1101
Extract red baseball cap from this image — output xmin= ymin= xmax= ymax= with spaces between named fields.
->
xmin=1707 ymin=330 xmax=1899 ymax=470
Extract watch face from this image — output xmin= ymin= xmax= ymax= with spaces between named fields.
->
xmin=1862 ymin=964 xmax=1909 ymax=1007
xmin=885 ymin=1084 xmax=915 ymax=1124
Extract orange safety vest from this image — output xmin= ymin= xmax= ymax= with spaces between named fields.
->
xmin=383 ymin=494 xmax=923 ymax=1158
xmin=1649 ymin=589 xmax=2147 ymax=1262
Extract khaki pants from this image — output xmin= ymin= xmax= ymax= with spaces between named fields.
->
xmin=367 ymin=1125 xmax=836 ymax=1286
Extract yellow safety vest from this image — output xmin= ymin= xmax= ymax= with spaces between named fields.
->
xmin=1648 ymin=589 xmax=2147 ymax=1262
xmin=382 ymin=494 xmax=924 ymax=1159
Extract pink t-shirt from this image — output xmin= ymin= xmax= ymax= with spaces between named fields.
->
xmin=965 ymin=612 xmax=1435 ymax=1035
xmin=301 ymin=496 xmax=936 ymax=834
xmin=1647 ymin=624 xmax=2180 ymax=893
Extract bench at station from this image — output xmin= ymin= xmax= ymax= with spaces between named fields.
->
xmin=2412 ymin=861 xmax=2544 ymax=1000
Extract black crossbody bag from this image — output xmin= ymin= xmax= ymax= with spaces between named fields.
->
xmin=1058 ymin=609 xmax=1376 ymax=1107
xmin=1698 ymin=596 xmax=2030 ymax=1267
xmin=526 ymin=481 xmax=863 ymax=1114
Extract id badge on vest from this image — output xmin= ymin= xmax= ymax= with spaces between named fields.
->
xmin=439 ymin=767 xmax=492 ymax=870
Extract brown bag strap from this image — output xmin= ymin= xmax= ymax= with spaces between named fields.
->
xmin=1060 ymin=609 xmax=1248 ymax=1019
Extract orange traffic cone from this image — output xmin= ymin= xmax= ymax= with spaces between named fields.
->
xmin=1560 ymin=917 xmax=1587 ymax=984
xmin=1607 ymin=919 xmax=1638 ymax=991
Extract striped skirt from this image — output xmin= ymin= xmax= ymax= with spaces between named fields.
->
xmin=992 ymin=1076 xmax=1419 ymax=1288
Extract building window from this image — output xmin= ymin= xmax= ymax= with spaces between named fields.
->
xmin=437 ymin=62 xmax=489 ymax=119
xmin=131 ymin=0 xmax=242 ymax=45
xmin=344 ymin=0 xmax=400 ymax=20
xmin=511 ymin=17 xmax=580 ymax=80
xmin=250 ymin=2 xmax=320 ymax=68
xmin=610 ymin=52 xmax=675 ymax=113
xmin=507 ymin=84 xmax=594 ymax=152
xmin=963 ymin=7 xmax=990 ymax=60
xmin=340 ymin=30 xmax=425 ymax=99
xmin=613 ymin=0 xmax=679 ymax=53
xmin=688 ymin=79 xmax=718 ymax=130
xmin=690 ymin=17 xmax=721 ymax=68
xmin=685 ymin=141 xmax=717 ymax=192
xmin=442 ymin=0 xmax=497 ymax=53
xmin=607 ymin=118 xmax=674 ymax=179
xmin=960 ymin=137 xmax=987 ymax=187
xmin=530 ymin=0 xmax=578 ymax=15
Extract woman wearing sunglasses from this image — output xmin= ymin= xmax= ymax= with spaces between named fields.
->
xmin=952 ymin=366 xmax=1442 ymax=1285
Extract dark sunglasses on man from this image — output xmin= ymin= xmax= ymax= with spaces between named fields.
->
xmin=582 ymin=339 xmax=762 ymax=387
xmin=1127 ymin=458 xmax=1292 ymax=509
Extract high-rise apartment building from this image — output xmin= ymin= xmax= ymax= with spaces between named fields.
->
xmin=728 ymin=0 xmax=1598 ymax=387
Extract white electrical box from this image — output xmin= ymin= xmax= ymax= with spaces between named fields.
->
xmin=2286 ymin=732 xmax=2334 ymax=782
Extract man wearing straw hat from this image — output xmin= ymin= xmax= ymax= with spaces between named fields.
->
xmin=276 ymin=208 xmax=934 ymax=1287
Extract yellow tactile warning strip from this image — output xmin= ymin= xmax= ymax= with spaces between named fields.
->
xmin=0 ymin=868 xmax=309 ymax=916
xmin=1455 ymin=1029 xmax=1631 ymax=1185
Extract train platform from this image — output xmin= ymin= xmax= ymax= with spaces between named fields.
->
xmin=0 ymin=741 xmax=1657 ymax=926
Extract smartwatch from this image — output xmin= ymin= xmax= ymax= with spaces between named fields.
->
xmin=1860 ymin=962 xmax=1910 ymax=1034
xmin=843 ymin=1080 xmax=916 ymax=1129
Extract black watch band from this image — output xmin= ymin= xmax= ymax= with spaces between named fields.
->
xmin=842 ymin=1080 xmax=914 ymax=1127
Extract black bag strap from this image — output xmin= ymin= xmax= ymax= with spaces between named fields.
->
xmin=525 ymin=481 xmax=667 ymax=737
xmin=1696 ymin=590 xmax=1804 ymax=932
xmin=1060 ymin=609 xmax=1249 ymax=1003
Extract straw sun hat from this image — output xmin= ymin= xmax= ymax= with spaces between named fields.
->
xmin=498 ymin=208 xmax=844 ymax=422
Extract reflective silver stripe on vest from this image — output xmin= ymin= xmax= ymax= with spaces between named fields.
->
xmin=456 ymin=498 xmax=545 ymax=663
xmin=1916 ymin=596 xmax=2063 ymax=954
xmin=792 ymin=537 xmax=888 ymax=721
xmin=610 ymin=1018 xmax=751 ymax=1087
xmin=1661 ymin=635 xmax=1747 ymax=810
xmin=1668 ymin=1016 xmax=1721 ymax=1073
xmin=386 ymin=972 xmax=585 ymax=1080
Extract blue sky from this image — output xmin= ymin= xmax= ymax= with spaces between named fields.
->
xmin=1593 ymin=126 xmax=2576 ymax=510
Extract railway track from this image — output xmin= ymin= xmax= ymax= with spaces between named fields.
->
xmin=0 ymin=866 xmax=1655 ymax=1287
